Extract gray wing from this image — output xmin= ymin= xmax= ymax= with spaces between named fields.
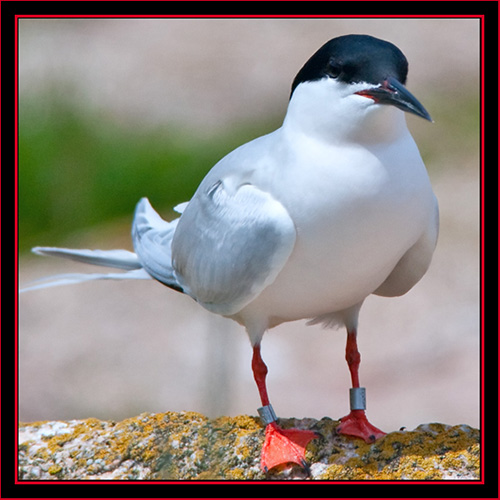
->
xmin=171 ymin=180 xmax=296 ymax=316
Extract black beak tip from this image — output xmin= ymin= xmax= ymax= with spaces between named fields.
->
xmin=357 ymin=77 xmax=433 ymax=123
xmin=407 ymin=98 xmax=433 ymax=122
xmin=414 ymin=107 xmax=434 ymax=123
xmin=387 ymin=77 xmax=433 ymax=123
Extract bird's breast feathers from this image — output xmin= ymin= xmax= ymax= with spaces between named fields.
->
xmin=214 ymin=130 xmax=436 ymax=320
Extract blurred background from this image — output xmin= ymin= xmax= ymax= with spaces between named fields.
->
xmin=18 ymin=18 xmax=480 ymax=432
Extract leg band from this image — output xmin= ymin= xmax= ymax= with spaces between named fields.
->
xmin=349 ymin=387 xmax=366 ymax=410
xmin=258 ymin=404 xmax=277 ymax=425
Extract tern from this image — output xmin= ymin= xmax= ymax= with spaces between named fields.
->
xmin=23 ymin=34 xmax=438 ymax=473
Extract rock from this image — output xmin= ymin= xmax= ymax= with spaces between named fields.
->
xmin=18 ymin=412 xmax=479 ymax=480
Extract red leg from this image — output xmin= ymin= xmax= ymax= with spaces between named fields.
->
xmin=345 ymin=328 xmax=361 ymax=388
xmin=337 ymin=329 xmax=386 ymax=443
xmin=252 ymin=344 xmax=270 ymax=406
xmin=252 ymin=345 xmax=318 ymax=473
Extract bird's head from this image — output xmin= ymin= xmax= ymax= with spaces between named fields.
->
xmin=285 ymin=34 xmax=432 ymax=143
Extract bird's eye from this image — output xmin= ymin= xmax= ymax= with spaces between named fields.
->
xmin=327 ymin=60 xmax=342 ymax=78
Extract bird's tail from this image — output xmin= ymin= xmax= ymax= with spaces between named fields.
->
xmin=20 ymin=247 xmax=153 ymax=292
xmin=20 ymin=198 xmax=186 ymax=294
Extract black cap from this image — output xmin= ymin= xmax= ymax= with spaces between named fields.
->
xmin=291 ymin=34 xmax=409 ymax=98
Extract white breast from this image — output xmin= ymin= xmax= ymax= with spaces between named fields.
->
xmin=236 ymin=126 xmax=436 ymax=324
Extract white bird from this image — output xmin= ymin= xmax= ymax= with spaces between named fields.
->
xmin=24 ymin=34 xmax=438 ymax=473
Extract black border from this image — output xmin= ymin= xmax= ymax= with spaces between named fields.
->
xmin=5 ymin=1 xmax=497 ymax=498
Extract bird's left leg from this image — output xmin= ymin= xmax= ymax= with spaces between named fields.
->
xmin=252 ymin=344 xmax=318 ymax=473
xmin=336 ymin=329 xmax=386 ymax=443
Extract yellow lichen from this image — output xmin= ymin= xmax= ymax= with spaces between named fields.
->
xmin=19 ymin=420 xmax=50 ymax=429
xmin=316 ymin=423 xmax=480 ymax=480
xmin=19 ymin=414 xmax=479 ymax=480
xmin=225 ymin=467 xmax=247 ymax=479
xmin=48 ymin=465 xmax=62 ymax=475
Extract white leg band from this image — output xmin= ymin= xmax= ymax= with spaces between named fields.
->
xmin=350 ymin=387 xmax=366 ymax=410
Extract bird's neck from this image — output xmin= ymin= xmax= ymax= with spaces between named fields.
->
xmin=282 ymin=85 xmax=409 ymax=146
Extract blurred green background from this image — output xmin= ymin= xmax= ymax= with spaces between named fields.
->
xmin=19 ymin=92 xmax=280 ymax=251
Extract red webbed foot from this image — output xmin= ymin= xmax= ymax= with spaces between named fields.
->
xmin=261 ymin=421 xmax=318 ymax=473
xmin=337 ymin=409 xmax=386 ymax=443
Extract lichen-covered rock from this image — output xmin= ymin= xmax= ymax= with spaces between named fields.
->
xmin=18 ymin=412 xmax=479 ymax=480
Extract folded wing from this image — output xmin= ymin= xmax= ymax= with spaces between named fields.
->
xmin=170 ymin=180 xmax=296 ymax=316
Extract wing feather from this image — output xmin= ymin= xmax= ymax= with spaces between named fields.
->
xmin=172 ymin=180 xmax=296 ymax=315
xmin=131 ymin=198 xmax=183 ymax=291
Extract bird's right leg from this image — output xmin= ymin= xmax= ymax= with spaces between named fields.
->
xmin=252 ymin=344 xmax=318 ymax=473
xmin=336 ymin=329 xmax=386 ymax=442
